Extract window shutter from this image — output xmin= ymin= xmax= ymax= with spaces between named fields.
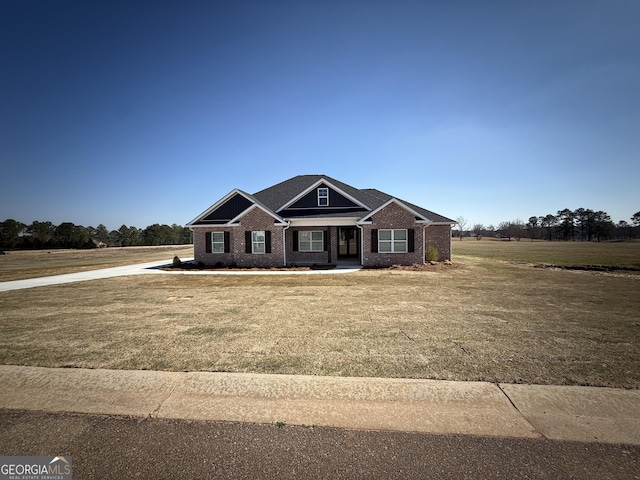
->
xmin=265 ymin=230 xmax=271 ymax=253
xmin=408 ymin=229 xmax=415 ymax=252
xmin=245 ymin=231 xmax=252 ymax=253
xmin=224 ymin=231 xmax=230 ymax=253
xmin=371 ymin=229 xmax=378 ymax=253
xmin=205 ymin=232 xmax=212 ymax=253
xmin=323 ymin=230 xmax=328 ymax=252
xmin=293 ymin=231 xmax=298 ymax=252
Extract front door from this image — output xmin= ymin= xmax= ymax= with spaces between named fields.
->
xmin=338 ymin=227 xmax=359 ymax=258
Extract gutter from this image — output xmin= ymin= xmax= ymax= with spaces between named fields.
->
xmin=282 ymin=221 xmax=291 ymax=266
xmin=356 ymin=223 xmax=365 ymax=267
xmin=423 ymin=223 xmax=429 ymax=264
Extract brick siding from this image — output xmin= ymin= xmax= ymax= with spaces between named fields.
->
xmin=193 ymin=203 xmax=451 ymax=267
xmin=361 ymin=202 xmax=424 ymax=267
xmin=424 ymin=224 xmax=452 ymax=262
xmin=193 ymin=207 xmax=285 ymax=267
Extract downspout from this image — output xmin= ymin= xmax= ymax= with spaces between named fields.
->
xmin=450 ymin=223 xmax=453 ymax=262
xmin=282 ymin=221 xmax=291 ymax=266
xmin=423 ymin=223 xmax=428 ymax=264
xmin=356 ymin=223 xmax=364 ymax=266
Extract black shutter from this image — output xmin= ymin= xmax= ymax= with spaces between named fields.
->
xmin=245 ymin=231 xmax=252 ymax=253
xmin=323 ymin=230 xmax=328 ymax=251
xmin=293 ymin=231 xmax=298 ymax=252
xmin=224 ymin=231 xmax=230 ymax=253
xmin=371 ymin=229 xmax=378 ymax=253
xmin=265 ymin=230 xmax=271 ymax=253
xmin=408 ymin=229 xmax=415 ymax=252
xmin=205 ymin=232 xmax=212 ymax=253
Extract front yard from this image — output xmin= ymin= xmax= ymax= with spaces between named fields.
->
xmin=1 ymin=247 xmax=638 ymax=388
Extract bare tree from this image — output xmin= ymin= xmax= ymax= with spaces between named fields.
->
xmin=472 ymin=223 xmax=484 ymax=240
xmin=497 ymin=221 xmax=511 ymax=240
xmin=456 ymin=217 xmax=468 ymax=241
xmin=512 ymin=219 xmax=525 ymax=241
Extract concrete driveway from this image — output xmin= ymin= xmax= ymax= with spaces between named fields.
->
xmin=0 ymin=259 xmax=361 ymax=292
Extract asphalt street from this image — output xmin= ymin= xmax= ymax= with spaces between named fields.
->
xmin=2 ymin=410 xmax=639 ymax=480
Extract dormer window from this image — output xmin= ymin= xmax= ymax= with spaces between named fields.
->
xmin=317 ymin=187 xmax=329 ymax=206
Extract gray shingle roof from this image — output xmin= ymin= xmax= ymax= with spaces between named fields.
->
xmin=252 ymin=175 xmax=454 ymax=223
xmin=252 ymin=175 xmax=366 ymax=211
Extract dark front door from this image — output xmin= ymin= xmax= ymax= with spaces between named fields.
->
xmin=338 ymin=227 xmax=359 ymax=258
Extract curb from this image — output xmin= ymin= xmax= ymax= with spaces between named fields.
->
xmin=1 ymin=366 xmax=638 ymax=445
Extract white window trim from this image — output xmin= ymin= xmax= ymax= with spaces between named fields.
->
xmin=317 ymin=188 xmax=329 ymax=206
xmin=299 ymin=230 xmax=324 ymax=252
xmin=252 ymin=230 xmax=265 ymax=254
xmin=211 ymin=232 xmax=225 ymax=253
xmin=378 ymin=229 xmax=408 ymax=253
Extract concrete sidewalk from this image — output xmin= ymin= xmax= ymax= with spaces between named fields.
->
xmin=1 ymin=365 xmax=638 ymax=445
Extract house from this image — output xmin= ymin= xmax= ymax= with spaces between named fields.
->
xmin=187 ymin=175 xmax=455 ymax=268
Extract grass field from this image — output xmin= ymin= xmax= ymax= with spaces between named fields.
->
xmin=0 ymin=245 xmax=193 ymax=281
xmin=452 ymin=237 xmax=640 ymax=268
xmin=1 ymin=241 xmax=638 ymax=388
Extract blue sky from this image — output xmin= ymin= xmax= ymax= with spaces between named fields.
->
xmin=2 ymin=0 xmax=639 ymax=230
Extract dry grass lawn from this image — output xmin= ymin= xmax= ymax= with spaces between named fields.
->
xmin=453 ymin=237 xmax=640 ymax=268
xmin=1 ymin=240 xmax=638 ymax=388
xmin=0 ymin=245 xmax=193 ymax=281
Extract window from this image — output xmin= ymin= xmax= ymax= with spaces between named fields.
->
xmin=252 ymin=231 xmax=265 ymax=254
xmin=317 ymin=187 xmax=329 ymax=206
xmin=211 ymin=232 xmax=225 ymax=253
xmin=206 ymin=231 xmax=228 ymax=254
xmin=299 ymin=231 xmax=324 ymax=252
xmin=378 ymin=229 xmax=407 ymax=253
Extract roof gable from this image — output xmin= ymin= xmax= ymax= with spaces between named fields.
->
xmin=358 ymin=198 xmax=430 ymax=224
xmin=188 ymin=189 xmax=287 ymax=226
xmin=229 ymin=203 xmax=288 ymax=225
xmin=187 ymin=190 xmax=254 ymax=226
xmin=286 ymin=182 xmax=360 ymax=209
xmin=360 ymin=189 xmax=456 ymax=224
xmin=276 ymin=178 xmax=370 ymax=212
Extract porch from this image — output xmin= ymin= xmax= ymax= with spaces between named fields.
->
xmin=286 ymin=225 xmax=362 ymax=266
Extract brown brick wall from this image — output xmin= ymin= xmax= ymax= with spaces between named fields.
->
xmin=424 ymin=224 xmax=452 ymax=261
xmin=361 ymin=202 xmax=425 ymax=267
xmin=193 ymin=206 xmax=285 ymax=267
xmin=192 ymin=226 xmax=235 ymax=266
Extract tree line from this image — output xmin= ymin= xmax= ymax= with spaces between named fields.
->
xmin=458 ymin=209 xmax=640 ymax=241
xmin=0 ymin=219 xmax=192 ymax=250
